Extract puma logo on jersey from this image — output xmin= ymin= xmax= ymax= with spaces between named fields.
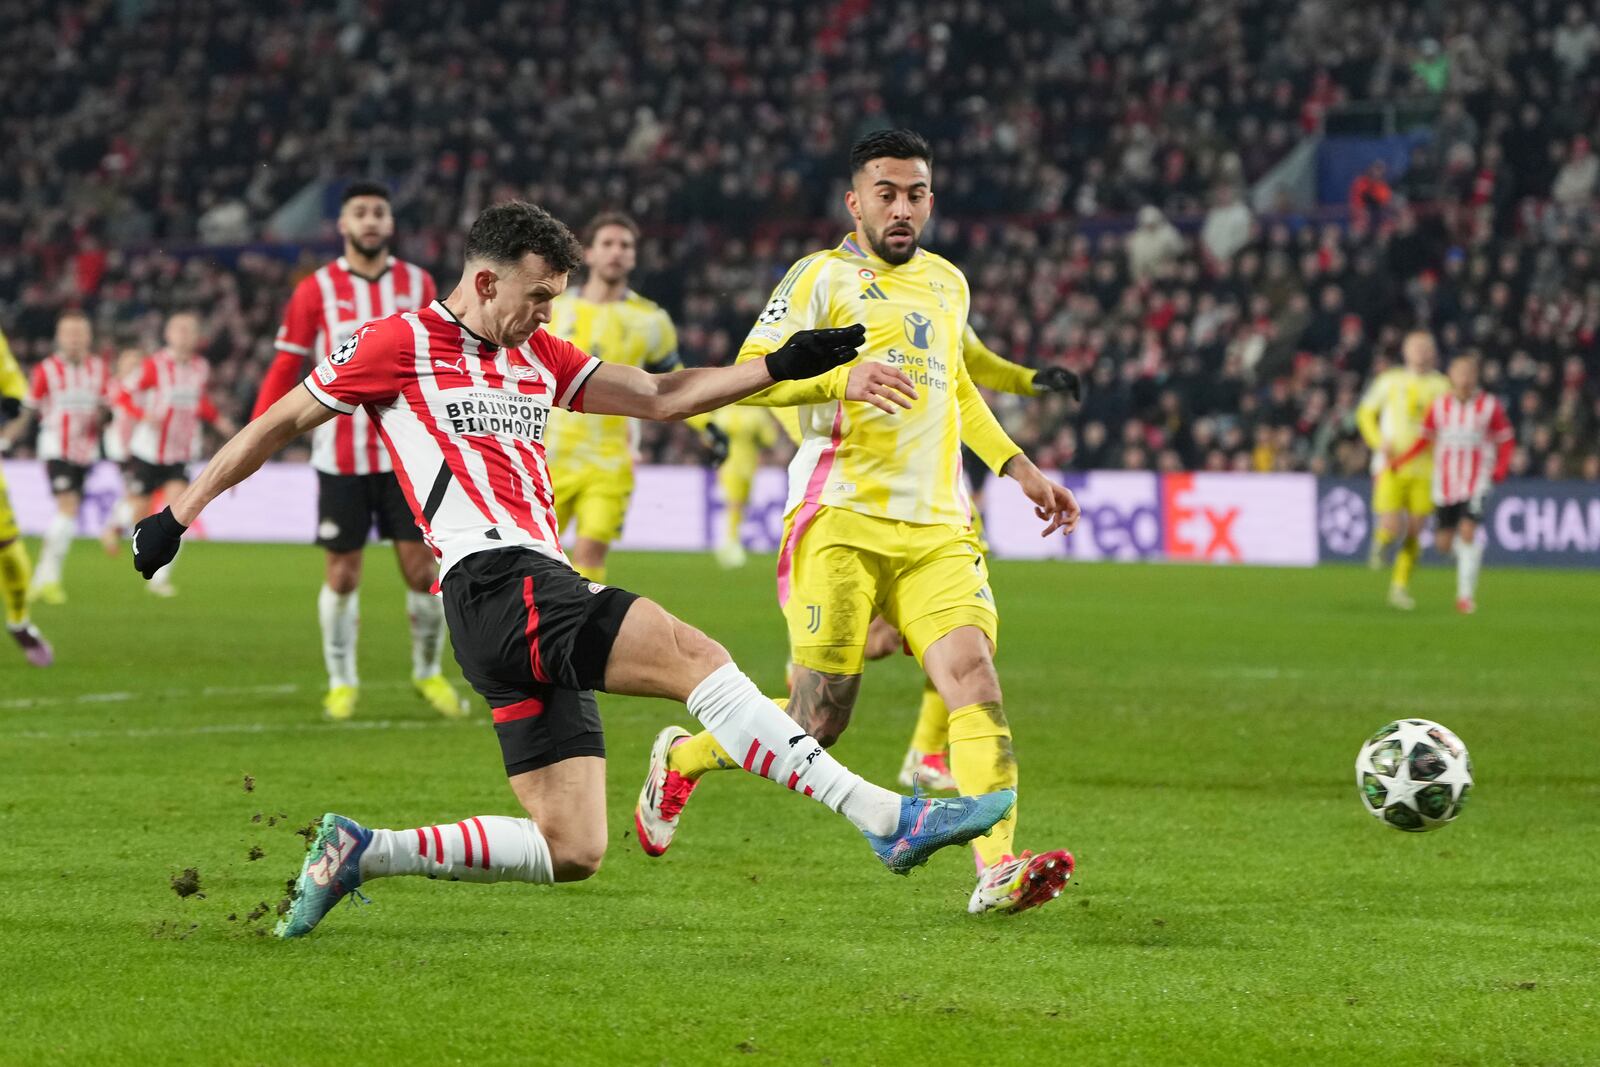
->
xmin=337 ymin=299 xmax=356 ymax=311
xmin=433 ymin=357 xmax=466 ymax=374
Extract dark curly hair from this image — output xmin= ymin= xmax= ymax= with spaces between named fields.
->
xmin=848 ymin=128 xmax=932 ymax=174
xmin=464 ymin=201 xmax=583 ymax=274
xmin=340 ymin=179 xmax=391 ymax=204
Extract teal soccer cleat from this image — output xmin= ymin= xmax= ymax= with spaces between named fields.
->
xmin=276 ymin=813 xmax=373 ymax=939
xmin=864 ymin=788 xmax=1016 ymax=874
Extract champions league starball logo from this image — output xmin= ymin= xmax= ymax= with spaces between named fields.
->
xmin=1319 ymin=486 xmax=1368 ymax=555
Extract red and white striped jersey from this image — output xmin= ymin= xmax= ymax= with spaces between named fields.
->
xmin=102 ymin=364 xmax=141 ymax=463
xmin=28 ymin=353 xmax=109 ymax=465
xmin=1420 ymin=391 xmax=1514 ymax=505
xmin=302 ymin=301 xmax=602 ymax=575
xmin=275 ymin=256 xmax=436 ymax=476
xmin=121 ymin=350 xmax=220 ymax=465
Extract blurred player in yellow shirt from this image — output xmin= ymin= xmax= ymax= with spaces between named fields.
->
xmin=1357 ymin=331 xmax=1449 ymax=609
xmin=710 ymin=405 xmax=781 ymax=569
xmin=0 ymin=326 xmax=54 ymax=665
xmin=635 ymin=129 xmax=1083 ymax=915
xmin=544 ymin=212 xmax=727 ymax=584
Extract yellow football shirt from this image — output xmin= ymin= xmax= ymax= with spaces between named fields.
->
xmin=544 ymin=289 xmax=679 ymax=474
xmin=1356 ymin=368 xmax=1450 ymax=476
xmin=736 ymin=235 xmax=1020 ymax=526
xmin=0 ymin=327 xmax=25 ymax=402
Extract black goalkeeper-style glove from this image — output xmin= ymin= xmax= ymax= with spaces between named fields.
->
xmin=132 ymin=506 xmax=186 ymax=579
xmin=704 ymin=422 xmax=731 ymax=466
xmin=1033 ymin=366 xmax=1082 ymax=401
xmin=0 ymin=396 xmax=20 ymax=422
xmin=764 ymin=324 xmax=867 ymax=381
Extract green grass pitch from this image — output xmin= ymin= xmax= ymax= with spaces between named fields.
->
xmin=3 ymin=542 xmax=1598 ymax=1065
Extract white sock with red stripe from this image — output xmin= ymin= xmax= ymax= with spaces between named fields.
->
xmin=686 ymin=663 xmax=900 ymax=836
xmin=318 ymin=584 xmax=359 ymax=689
xmin=33 ymin=513 xmax=75 ymax=587
xmin=359 ymin=816 xmax=553 ymax=884
xmin=405 ymin=589 xmax=445 ymax=679
xmin=1456 ymin=538 xmax=1484 ymax=599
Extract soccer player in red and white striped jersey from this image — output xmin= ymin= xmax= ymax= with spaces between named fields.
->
xmin=252 ymin=181 xmax=457 ymax=722
xmin=110 ymin=312 xmax=237 ymax=595
xmin=132 ymin=201 xmax=1012 ymax=938
xmin=0 ymin=312 xmax=108 ymax=604
xmin=1390 ymin=353 xmax=1514 ymax=613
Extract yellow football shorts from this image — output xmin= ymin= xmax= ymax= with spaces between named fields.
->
xmin=778 ymin=505 xmax=997 ymax=675
xmin=551 ymin=464 xmax=632 ymax=545
xmin=0 ymin=463 xmax=17 ymax=543
xmin=1374 ymin=469 xmax=1432 ymax=517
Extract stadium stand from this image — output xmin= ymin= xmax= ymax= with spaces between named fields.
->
xmin=2 ymin=0 xmax=1596 ymax=480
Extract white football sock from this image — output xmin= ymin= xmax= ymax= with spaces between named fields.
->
xmin=686 ymin=662 xmax=901 ymax=836
xmin=406 ymin=589 xmax=445 ymax=679
xmin=317 ymin=584 xmax=360 ymax=689
xmin=359 ymin=816 xmax=553 ymax=884
xmin=150 ymin=556 xmax=176 ymax=590
xmin=110 ymin=497 xmax=134 ymax=532
xmin=32 ymin=512 xmax=75 ymax=587
xmin=1456 ymin=538 xmax=1484 ymax=600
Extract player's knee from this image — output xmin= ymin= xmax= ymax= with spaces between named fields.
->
xmin=551 ymin=844 xmax=605 ymax=883
xmin=325 ymin=553 xmax=361 ymax=594
xmin=673 ymin=620 xmax=731 ymax=678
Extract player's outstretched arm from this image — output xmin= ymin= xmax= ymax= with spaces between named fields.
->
xmin=581 ymin=325 xmax=911 ymax=420
xmin=131 ymin=386 xmax=335 ymax=579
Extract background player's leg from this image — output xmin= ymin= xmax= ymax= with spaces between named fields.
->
xmin=320 ymin=549 xmax=362 ymax=710
xmin=146 ymin=479 xmax=187 ymax=595
xmin=358 ymin=756 xmax=604 ymax=885
xmin=1456 ymin=517 xmax=1484 ymax=609
xmin=570 ymin=536 xmax=609 ymax=585
xmin=0 ymin=536 xmax=30 ymax=626
xmin=32 ymin=490 xmax=79 ymax=598
xmin=395 ymin=540 xmax=443 ymax=674
xmin=909 ymin=680 xmax=950 ymax=756
xmin=604 ymin=597 xmax=899 ymax=835
xmin=1390 ymin=508 xmax=1424 ymax=608
xmin=923 ymin=626 xmax=1017 ymax=866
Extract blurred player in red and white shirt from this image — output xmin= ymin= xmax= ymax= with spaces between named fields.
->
xmin=129 ymin=201 xmax=1004 ymax=941
xmin=108 ymin=312 xmax=237 ymax=595
xmin=0 ymin=311 xmax=108 ymax=604
xmin=1391 ymin=353 xmax=1514 ymax=614
xmin=251 ymin=181 xmax=455 ymax=722
xmin=98 ymin=347 xmax=153 ymax=555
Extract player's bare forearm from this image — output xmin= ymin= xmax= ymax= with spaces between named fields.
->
xmin=650 ymin=361 xmax=780 ymax=420
xmin=172 ymin=387 xmax=333 ymax=525
xmin=582 ymin=360 xmax=776 ymax=422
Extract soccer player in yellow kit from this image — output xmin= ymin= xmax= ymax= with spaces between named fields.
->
xmin=883 ymin=329 xmax=1080 ymax=788
xmin=0 ymin=326 xmax=54 ymax=665
xmin=544 ymin=212 xmax=726 ymax=583
xmin=635 ymin=129 xmax=1083 ymax=915
xmin=1357 ymin=331 xmax=1449 ymax=610
xmin=710 ymin=405 xmax=781 ymax=569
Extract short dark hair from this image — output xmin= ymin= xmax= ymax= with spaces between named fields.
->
xmin=582 ymin=211 xmax=640 ymax=246
xmin=465 ymin=201 xmax=584 ymax=274
xmin=341 ymin=180 xmax=391 ymax=205
xmin=849 ymin=128 xmax=932 ymax=174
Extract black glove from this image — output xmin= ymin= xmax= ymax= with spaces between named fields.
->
xmin=764 ymin=325 xmax=867 ymax=381
xmin=132 ymin=507 xmax=187 ymax=579
xmin=1033 ymin=366 xmax=1081 ymax=401
xmin=0 ymin=396 xmax=20 ymax=422
xmin=704 ymin=422 xmax=731 ymax=466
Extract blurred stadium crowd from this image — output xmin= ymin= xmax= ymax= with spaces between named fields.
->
xmin=2 ymin=0 xmax=1599 ymax=479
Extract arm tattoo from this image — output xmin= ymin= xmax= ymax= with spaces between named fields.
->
xmin=786 ymin=667 xmax=861 ymax=744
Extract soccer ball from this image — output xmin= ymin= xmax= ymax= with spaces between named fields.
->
xmin=1354 ymin=718 xmax=1473 ymax=832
